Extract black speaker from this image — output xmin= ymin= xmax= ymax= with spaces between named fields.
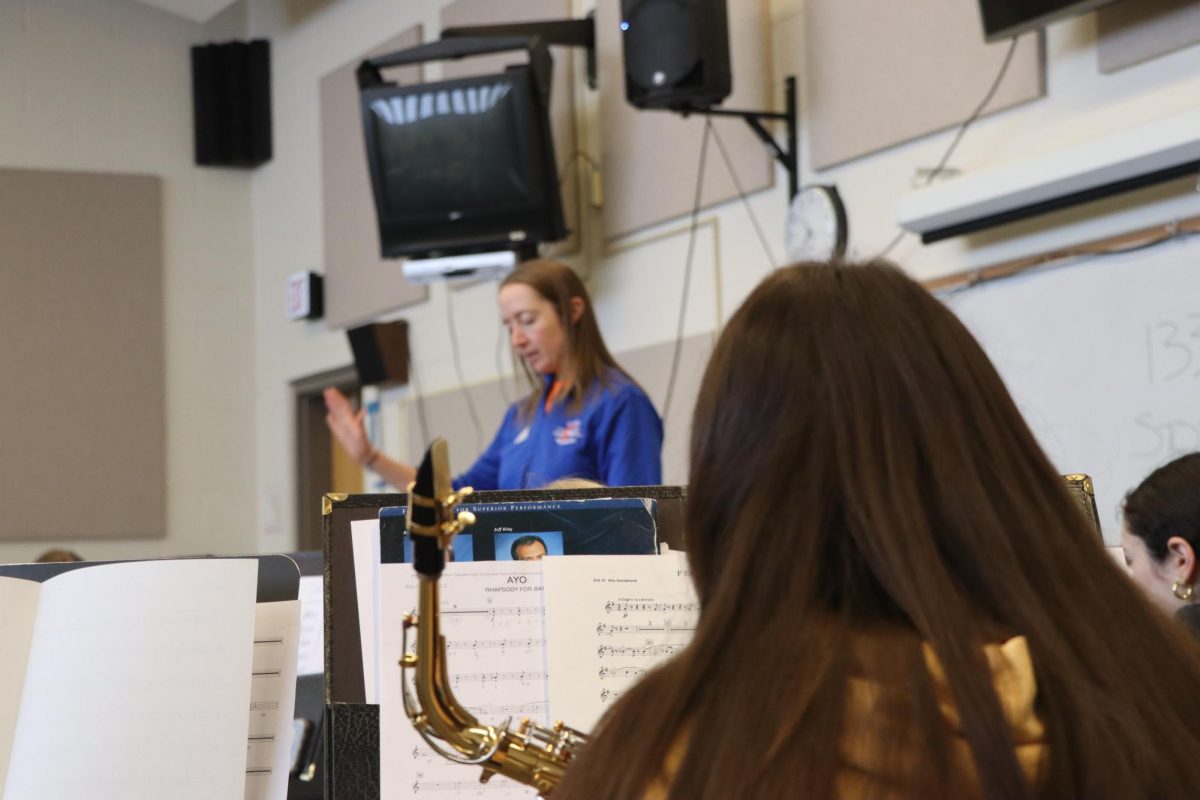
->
xmin=191 ymin=39 xmax=272 ymax=168
xmin=620 ymin=0 xmax=731 ymax=111
xmin=347 ymin=321 xmax=410 ymax=386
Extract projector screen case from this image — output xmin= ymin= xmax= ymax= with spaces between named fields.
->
xmin=895 ymin=106 xmax=1200 ymax=242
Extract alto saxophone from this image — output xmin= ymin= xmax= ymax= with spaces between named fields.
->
xmin=400 ymin=438 xmax=587 ymax=797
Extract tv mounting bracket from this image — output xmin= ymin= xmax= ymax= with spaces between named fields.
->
xmin=440 ymin=15 xmax=598 ymax=89
xmin=357 ymin=16 xmax=596 ymax=112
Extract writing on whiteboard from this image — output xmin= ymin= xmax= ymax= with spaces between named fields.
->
xmin=1145 ymin=313 xmax=1200 ymax=385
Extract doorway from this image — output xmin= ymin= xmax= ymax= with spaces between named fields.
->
xmin=292 ymin=365 xmax=359 ymax=551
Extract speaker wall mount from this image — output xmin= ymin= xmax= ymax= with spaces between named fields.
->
xmin=701 ymin=76 xmax=799 ymax=200
xmin=619 ymin=0 xmax=798 ymax=198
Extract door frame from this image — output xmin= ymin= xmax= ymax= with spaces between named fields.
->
xmin=292 ymin=365 xmax=359 ymax=551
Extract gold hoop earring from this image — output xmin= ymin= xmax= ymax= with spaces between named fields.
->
xmin=1172 ymin=580 xmax=1194 ymax=601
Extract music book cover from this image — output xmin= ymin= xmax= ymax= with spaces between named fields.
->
xmin=378 ymin=497 xmax=659 ymax=564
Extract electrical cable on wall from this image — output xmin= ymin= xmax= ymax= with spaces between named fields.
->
xmin=661 ymin=120 xmax=713 ymax=429
xmin=495 ymin=318 xmax=514 ymax=406
xmin=444 ymin=286 xmax=486 ymax=453
xmin=407 ymin=333 xmax=432 ymax=454
xmin=709 ymin=120 xmax=779 ymax=270
xmin=874 ymin=36 xmax=1020 ymax=262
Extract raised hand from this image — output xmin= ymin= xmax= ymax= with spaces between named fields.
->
xmin=323 ymin=387 xmax=372 ymax=465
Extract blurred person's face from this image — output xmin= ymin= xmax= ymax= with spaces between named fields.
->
xmin=1121 ymin=522 xmax=1194 ymax=614
xmin=514 ymin=541 xmax=547 ymax=562
xmin=499 ymin=284 xmax=568 ymax=376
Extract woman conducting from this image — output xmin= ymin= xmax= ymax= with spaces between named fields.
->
xmin=554 ymin=262 xmax=1200 ymax=799
xmin=324 ymin=260 xmax=662 ymax=491
xmin=1122 ymin=452 xmax=1200 ymax=637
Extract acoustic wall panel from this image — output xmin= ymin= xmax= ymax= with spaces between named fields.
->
xmin=0 ymin=168 xmax=165 ymax=540
xmin=805 ymin=0 xmax=1045 ymax=170
xmin=597 ymin=0 xmax=774 ymax=239
xmin=320 ymin=26 xmax=427 ymax=329
xmin=439 ymin=0 xmax=582 ymax=256
xmin=1097 ymin=0 xmax=1200 ymax=74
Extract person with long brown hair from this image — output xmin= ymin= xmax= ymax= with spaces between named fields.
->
xmin=553 ymin=261 xmax=1200 ymax=799
xmin=1122 ymin=452 xmax=1200 ymax=638
xmin=325 ymin=260 xmax=662 ymax=490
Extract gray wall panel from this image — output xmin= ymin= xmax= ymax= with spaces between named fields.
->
xmin=0 ymin=168 xmax=165 ymax=541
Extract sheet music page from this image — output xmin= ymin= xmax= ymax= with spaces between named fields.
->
xmin=542 ymin=553 xmax=698 ymax=732
xmin=380 ymin=560 xmax=545 ymax=800
xmin=4 ymin=559 xmax=258 ymax=800
xmin=245 ymin=599 xmax=301 ymax=800
xmin=0 ymin=578 xmax=40 ymax=792
xmin=352 ymin=517 xmax=382 ymax=704
xmin=295 ymin=575 xmax=324 ymax=677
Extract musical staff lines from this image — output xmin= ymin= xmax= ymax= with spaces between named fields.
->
xmin=598 ymin=666 xmax=644 ymax=679
xmin=444 ymin=605 xmax=543 ymax=619
xmin=450 ymin=670 xmax=547 ymax=688
xmin=595 ymin=621 xmax=695 ymax=636
xmin=446 ymin=637 xmax=540 ymax=651
xmin=382 ymin=560 xmax=549 ymax=799
xmin=597 ymin=643 xmax=684 ymax=658
xmin=603 ymin=600 xmax=698 ymax=616
xmin=539 ymin=553 xmax=699 ymax=738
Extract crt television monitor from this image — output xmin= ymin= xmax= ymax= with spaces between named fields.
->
xmin=359 ymin=65 xmax=566 ymax=259
xmin=978 ymin=0 xmax=1121 ymax=42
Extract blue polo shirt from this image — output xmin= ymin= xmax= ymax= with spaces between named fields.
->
xmin=453 ymin=370 xmax=663 ymax=490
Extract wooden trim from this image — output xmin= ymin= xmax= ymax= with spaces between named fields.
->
xmin=294 ymin=365 xmax=360 ymax=551
xmin=922 ymin=214 xmax=1200 ymax=293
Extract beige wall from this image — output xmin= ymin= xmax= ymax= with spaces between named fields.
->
xmin=0 ymin=0 xmax=256 ymax=563
xmin=2 ymin=0 xmax=1200 ymax=558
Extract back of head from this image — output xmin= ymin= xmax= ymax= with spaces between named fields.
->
xmin=541 ymin=477 xmax=606 ymax=491
xmin=557 ymin=262 xmax=1200 ymax=800
xmin=34 ymin=548 xmax=84 ymax=563
xmin=501 ymin=260 xmax=622 ymax=403
xmin=1123 ymin=451 xmax=1200 ymax=560
xmin=686 ymin=262 xmax=1091 ymax=626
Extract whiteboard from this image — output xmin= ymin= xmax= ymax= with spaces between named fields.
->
xmin=945 ymin=236 xmax=1200 ymax=544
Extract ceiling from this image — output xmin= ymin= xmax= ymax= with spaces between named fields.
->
xmin=132 ymin=0 xmax=241 ymax=23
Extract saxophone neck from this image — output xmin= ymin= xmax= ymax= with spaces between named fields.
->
xmin=414 ymin=574 xmax=485 ymax=742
